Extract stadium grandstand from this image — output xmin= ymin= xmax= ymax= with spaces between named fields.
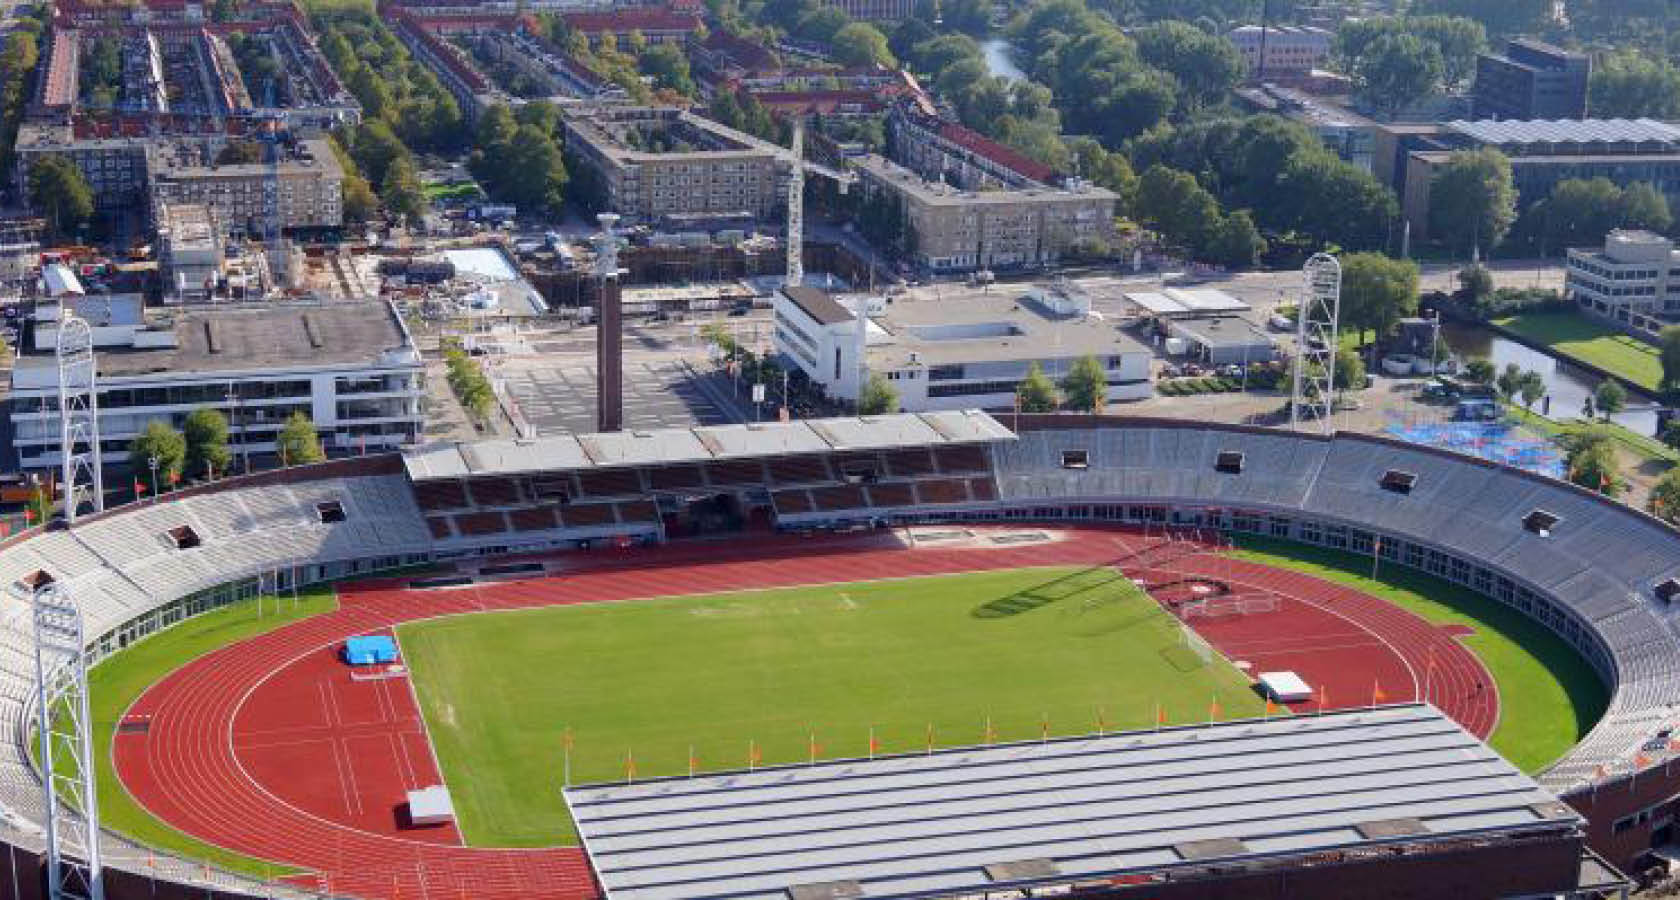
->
xmin=0 ymin=412 xmax=1679 ymax=896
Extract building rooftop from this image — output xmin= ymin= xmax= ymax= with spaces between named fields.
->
xmin=1446 ymin=118 xmax=1680 ymax=147
xmin=853 ymin=155 xmax=1115 ymax=207
xmin=158 ymin=202 xmax=218 ymax=250
xmin=565 ymin=107 xmax=790 ymax=165
xmin=863 ymin=287 xmax=1146 ymax=370
xmin=1172 ymin=314 xmax=1274 ymax=350
xmin=13 ymin=302 xmax=417 ymax=385
xmin=402 ymin=411 xmax=1015 ymax=480
xmin=783 ymin=285 xmax=854 ymax=326
xmin=564 ymin=704 xmax=1581 ymax=900
xmin=148 ymin=137 xmax=343 ymax=180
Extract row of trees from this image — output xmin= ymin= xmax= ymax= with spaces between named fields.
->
xmin=1013 ymin=358 xmax=1121 ymax=414
xmin=0 ymin=22 xmax=41 ymax=199
xmin=469 ymin=103 xmax=569 ymax=217
xmin=1332 ymin=15 xmax=1486 ymax=117
xmin=316 ymin=9 xmax=465 ymax=154
xmin=127 ymin=408 xmax=323 ymax=489
xmin=1131 ymin=165 xmax=1266 ymax=267
xmin=443 ymin=344 xmax=495 ymax=423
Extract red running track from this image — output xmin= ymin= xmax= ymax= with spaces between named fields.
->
xmin=114 ymin=526 xmax=1497 ymax=900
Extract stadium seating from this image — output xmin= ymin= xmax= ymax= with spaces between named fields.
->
xmin=647 ymin=465 xmax=705 ymax=491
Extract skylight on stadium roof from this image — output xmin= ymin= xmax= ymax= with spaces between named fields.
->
xmin=1447 ymin=118 xmax=1680 ymax=147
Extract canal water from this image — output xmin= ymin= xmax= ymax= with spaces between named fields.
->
xmin=1439 ymin=322 xmax=1660 ymax=436
xmin=981 ymin=39 xmax=1026 ymax=82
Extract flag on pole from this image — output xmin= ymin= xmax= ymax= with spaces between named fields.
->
xmin=1371 ymin=678 xmax=1387 ymax=707
xmin=1095 ymin=706 xmax=1107 ymax=736
xmin=868 ymin=727 xmax=880 ymax=759
xmin=808 ymin=731 xmax=820 ymax=765
xmin=23 ymin=508 xmax=34 ymax=525
xmin=688 ymin=745 xmax=698 ymax=778
xmin=1155 ymin=702 xmax=1167 ymax=729
xmin=1636 ymin=752 xmax=1652 ymax=769
xmin=625 ymin=749 xmax=636 ymax=783
xmin=1318 ymin=685 xmax=1330 ymax=713
xmin=749 ymin=739 xmax=762 ymax=770
xmin=925 ymin=722 xmax=934 ymax=755
xmin=1207 ymin=692 xmax=1221 ymax=723
xmin=984 ymin=715 xmax=996 ymax=744
xmin=1264 ymin=697 xmax=1276 ymax=718
xmin=1040 ymin=713 xmax=1049 ymax=743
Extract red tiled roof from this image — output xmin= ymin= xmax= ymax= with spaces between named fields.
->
xmin=935 ymin=119 xmax=1054 ymax=183
xmin=561 ymin=9 xmax=700 ymax=33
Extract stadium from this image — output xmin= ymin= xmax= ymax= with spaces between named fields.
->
xmin=0 ymin=411 xmax=1676 ymax=899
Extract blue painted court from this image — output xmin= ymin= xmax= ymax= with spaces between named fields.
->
xmin=1384 ymin=419 xmax=1566 ymax=479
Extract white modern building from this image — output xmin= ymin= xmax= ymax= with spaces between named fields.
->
xmin=10 ymin=300 xmax=425 ymax=472
xmin=1565 ymin=229 xmax=1680 ymax=329
xmin=773 ymin=283 xmax=1152 ymax=412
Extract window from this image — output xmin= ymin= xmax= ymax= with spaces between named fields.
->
xmin=1522 ymin=509 xmax=1559 ymax=537
xmin=316 ymin=501 xmax=346 ymax=524
xmin=1379 ymin=470 xmax=1417 ymax=494
xmin=1215 ymin=451 xmax=1244 ymax=474
xmin=1060 ymin=450 xmax=1089 ymax=470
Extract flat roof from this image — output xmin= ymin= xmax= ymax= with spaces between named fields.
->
xmin=1172 ymin=315 xmax=1273 ymax=349
xmin=853 ymin=155 xmax=1116 ymax=207
xmin=863 ymin=290 xmax=1148 ymax=369
xmin=1447 ymin=118 xmax=1680 ymax=147
xmin=403 ymin=411 xmax=1016 ymax=480
xmin=783 ymin=285 xmax=854 ymax=326
xmin=565 ymin=704 xmax=1579 ymax=900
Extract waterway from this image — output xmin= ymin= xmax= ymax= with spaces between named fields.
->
xmin=1439 ymin=322 xmax=1660 ymax=436
xmin=980 ymin=39 xmax=1026 ymax=83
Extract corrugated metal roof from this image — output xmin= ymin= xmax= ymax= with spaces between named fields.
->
xmin=565 ymin=704 xmax=1579 ymax=900
xmin=402 ymin=412 xmax=1015 ymax=480
xmin=1448 ymin=118 xmax=1680 ymax=147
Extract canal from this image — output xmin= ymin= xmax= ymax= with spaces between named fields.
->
xmin=1439 ymin=322 xmax=1661 ymax=436
xmin=981 ymin=39 xmax=1026 ymax=82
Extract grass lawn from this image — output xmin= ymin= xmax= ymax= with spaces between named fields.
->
xmin=423 ymin=181 xmax=483 ymax=202
xmin=1231 ymin=536 xmax=1607 ymax=773
xmin=400 ymin=567 xmax=1266 ymax=847
xmin=86 ymin=590 xmax=338 ymax=879
xmin=1492 ymin=311 xmax=1665 ymax=393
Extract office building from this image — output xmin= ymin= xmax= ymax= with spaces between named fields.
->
xmin=1565 ymin=229 xmax=1680 ymax=328
xmin=1227 ymin=25 xmax=1332 ymax=78
xmin=818 ymin=0 xmax=914 ymax=21
xmin=772 ymin=283 xmax=1151 ymax=411
xmin=1473 ymin=39 xmax=1590 ymax=121
xmin=9 ymin=301 xmax=425 ymax=471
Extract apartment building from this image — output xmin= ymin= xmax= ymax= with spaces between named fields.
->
xmin=9 ymin=301 xmax=425 ymax=472
xmin=853 ymin=155 xmax=1115 ymax=274
xmin=1227 ymin=25 xmax=1332 ymax=78
xmin=817 ymin=0 xmax=914 ymax=22
xmin=561 ymin=106 xmax=792 ymax=225
xmin=147 ymin=137 xmax=343 ymax=233
xmin=1474 ymin=39 xmax=1590 ymax=121
xmin=1565 ymin=229 xmax=1680 ymax=329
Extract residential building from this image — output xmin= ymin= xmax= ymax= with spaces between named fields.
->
xmin=1235 ymin=85 xmax=1377 ymax=172
xmin=561 ymin=106 xmax=792 ymax=225
xmin=155 ymin=202 xmax=224 ymax=303
xmin=853 ymin=155 xmax=1115 ymax=274
xmin=1226 ymin=25 xmax=1332 ymax=78
xmin=886 ymin=106 xmax=1053 ymax=191
xmin=560 ymin=8 xmax=701 ymax=48
xmin=1565 ymin=229 xmax=1680 ymax=329
xmin=9 ymin=301 xmax=425 ymax=472
xmin=147 ymin=137 xmax=344 ymax=233
xmin=386 ymin=8 xmax=500 ymax=120
xmin=1397 ymin=119 xmax=1680 ymax=242
xmin=1474 ymin=38 xmax=1590 ymax=121
xmin=772 ymin=283 xmax=1151 ymax=411
xmin=817 ymin=0 xmax=914 ymax=21
xmin=12 ymin=128 xmax=152 ymax=212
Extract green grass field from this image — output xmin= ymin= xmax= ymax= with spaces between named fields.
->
xmin=1493 ymin=311 xmax=1665 ymax=392
xmin=1231 ymin=536 xmax=1607 ymax=772
xmin=400 ymin=567 xmax=1266 ymax=847
xmin=86 ymin=590 xmax=338 ymax=878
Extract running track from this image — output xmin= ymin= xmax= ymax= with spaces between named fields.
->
xmin=113 ymin=526 xmax=1496 ymax=900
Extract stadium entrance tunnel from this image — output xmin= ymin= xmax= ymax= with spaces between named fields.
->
xmin=661 ymin=492 xmax=760 ymax=538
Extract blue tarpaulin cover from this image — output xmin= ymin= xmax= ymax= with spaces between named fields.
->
xmin=344 ymin=635 xmax=398 ymax=666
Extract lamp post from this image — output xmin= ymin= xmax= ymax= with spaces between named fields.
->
xmin=147 ymin=455 xmax=159 ymax=505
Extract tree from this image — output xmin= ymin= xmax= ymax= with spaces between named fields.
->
xmin=857 ymin=373 xmax=898 ymax=415
xmin=795 ymin=6 xmax=849 ymax=42
xmin=380 ymin=155 xmax=427 ymax=227
xmin=276 ymin=411 xmax=324 ymax=465
xmin=501 ymin=125 xmax=568 ymax=215
xmin=1354 ymin=33 xmax=1443 ymax=118
xmin=1595 ymin=379 xmax=1627 ymax=419
xmin=129 ymin=421 xmax=186 ymax=489
xmin=1428 ymin=148 xmax=1517 ymax=255
xmin=1060 ymin=355 xmax=1108 ymax=414
xmin=1589 ymin=51 xmax=1680 ymax=120
xmin=183 ymin=408 xmax=233 ymax=481
xmin=1457 ymin=264 xmax=1493 ymax=302
xmin=1339 ymin=253 xmax=1420 ymax=348
xmin=1463 ymin=357 xmax=1496 ymax=386
xmin=1016 ymin=362 xmax=1059 ymax=412
xmin=343 ymin=173 xmax=378 ymax=224
xmin=1661 ymin=420 xmax=1680 ymax=453
xmin=1334 ymin=347 xmax=1367 ymax=392
xmin=27 ymin=156 xmax=93 ymax=240
xmin=1661 ymin=325 xmax=1680 ymax=397
xmin=1206 ymin=210 xmax=1266 ymax=267
xmin=1410 ymin=0 xmax=1551 ymax=38
xmin=1495 ymin=362 xmax=1523 ymax=403
xmin=830 ymin=22 xmax=895 ymax=68
xmin=1133 ymin=165 xmax=1221 ymax=254
xmin=1651 ymin=468 xmax=1680 ymax=525
xmin=1567 ymin=435 xmax=1621 ymax=497
xmin=1132 ymin=20 xmax=1243 ymax=110
xmin=889 ymin=17 xmax=936 ymax=63
xmin=637 ymin=43 xmax=695 ymax=96
xmin=1518 ymin=370 xmax=1545 ymax=411
xmin=1617 ymin=182 xmax=1673 ymax=235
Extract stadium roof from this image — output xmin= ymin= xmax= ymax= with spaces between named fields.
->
xmin=403 ymin=411 xmax=1015 ymax=480
xmin=1447 ymin=118 xmax=1680 ymax=147
xmin=564 ymin=704 xmax=1582 ymax=900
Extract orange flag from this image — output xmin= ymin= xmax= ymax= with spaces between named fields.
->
xmin=1156 ymin=703 xmax=1167 ymax=727
xmin=1040 ymin=713 xmax=1049 ymax=742
xmin=688 ymin=745 xmax=698 ymax=777
xmin=925 ymin=722 xmax=934 ymax=755
xmin=808 ymin=731 xmax=821 ymax=764
xmin=1208 ymin=693 xmax=1221 ymax=722
xmin=1372 ymin=678 xmax=1387 ymax=706
xmin=868 ymin=727 xmax=880 ymax=758
xmin=624 ymin=749 xmax=636 ymax=782
xmin=1095 ymin=706 xmax=1108 ymax=735
xmin=1264 ymin=698 xmax=1277 ymax=718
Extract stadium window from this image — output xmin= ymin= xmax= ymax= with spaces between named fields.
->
xmin=166 ymin=525 xmax=201 ymax=550
xmin=1522 ymin=509 xmax=1560 ymax=537
xmin=1379 ymin=470 xmax=1417 ymax=494
xmin=1215 ymin=450 xmax=1244 ymax=474
xmin=315 ymin=500 xmax=346 ymax=524
xmin=1060 ymin=450 xmax=1089 ymax=469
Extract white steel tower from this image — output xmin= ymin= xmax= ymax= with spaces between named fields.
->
xmin=56 ymin=308 xmax=104 ymax=524
xmin=1291 ymin=252 xmax=1342 ymax=433
xmin=33 ymin=581 xmax=103 ymax=900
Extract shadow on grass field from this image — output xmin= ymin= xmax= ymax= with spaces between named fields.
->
xmin=1231 ymin=534 xmax=1607 ymax=773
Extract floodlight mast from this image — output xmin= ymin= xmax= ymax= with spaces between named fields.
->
xmin=33 ymin=582 xmax=103 ymax=900
xmin=1292 ymin=253 xmax=1342 ymax=433
xmin=56 ymin=308 xmax=104 ymax=525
